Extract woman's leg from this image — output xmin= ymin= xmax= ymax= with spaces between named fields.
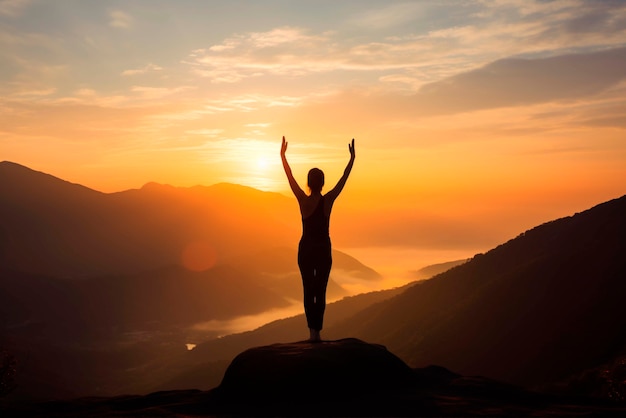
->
xmin=309 ymin=260 xmax=331 ymax=332
xmin=301 ymin=269 xmax=317 ymax=331
xmin=298 ymin=245 xmax=318 ymax=333
xmin=298 ymin=241 xmax=332 ymax=340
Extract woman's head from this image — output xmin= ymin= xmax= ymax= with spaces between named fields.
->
xmin=307 ymin=168 xmax=324 ymax=194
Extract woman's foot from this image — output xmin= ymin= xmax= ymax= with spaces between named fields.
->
xmin=308 ymin=328 xmax=322 ymax=342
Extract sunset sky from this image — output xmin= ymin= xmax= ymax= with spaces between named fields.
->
xmin=2 ymin=0 xmax=626 ymax=271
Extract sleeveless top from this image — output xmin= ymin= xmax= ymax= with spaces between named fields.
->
xmin=301 ymin=196 xmax=330 ymax=242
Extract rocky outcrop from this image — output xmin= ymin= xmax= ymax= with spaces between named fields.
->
xmin=217 ymin=338 xmax=415 ymax=402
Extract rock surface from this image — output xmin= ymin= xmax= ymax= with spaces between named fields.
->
xmin=217 ymin=338 xmax=414 ymax=401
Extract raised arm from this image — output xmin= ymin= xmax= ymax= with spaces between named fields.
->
xmin=281 ymin=136 xmax=306 ymax=200
xmin=326 ymin=138 xmax=355 ymax=202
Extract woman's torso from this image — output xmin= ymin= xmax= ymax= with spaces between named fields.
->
xmin=300 ymin=194 xmax=332 ymax=242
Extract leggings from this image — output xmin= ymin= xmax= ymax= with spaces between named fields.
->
xmin=297 ymin=238 xmax=332 ymax=331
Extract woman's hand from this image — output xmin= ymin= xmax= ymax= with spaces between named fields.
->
xmin=281 ymin=136 xmax=288 ymax=156
xmin=349 ymin=138 xmax=355 ymax=159
xmin=281 ymin=135 xmax=305 ymax=200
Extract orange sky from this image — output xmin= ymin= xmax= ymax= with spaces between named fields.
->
xmin=2 ymin=0 xmax=626 ymax=268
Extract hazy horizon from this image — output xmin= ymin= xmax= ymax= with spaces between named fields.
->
xmin=0 ymin=159 xmax=495 ymax=290
xmin=0 ymin=158 xmax=619 ymax=295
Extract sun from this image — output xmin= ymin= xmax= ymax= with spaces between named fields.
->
xmin=256 ymin=156 xmax=270 ymax=170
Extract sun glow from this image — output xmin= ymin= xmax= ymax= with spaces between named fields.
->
xmin=236 ymin=139 xmax=284 ymax=190
xmin=256 ymin=156 xmax=270 ymax=170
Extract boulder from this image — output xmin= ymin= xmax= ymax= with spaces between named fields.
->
xmin=217 ymin=338 xmax=415 ymax=402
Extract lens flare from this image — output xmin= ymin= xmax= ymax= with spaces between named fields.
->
xmin=181 ymin=241 xmax=217 ymax=272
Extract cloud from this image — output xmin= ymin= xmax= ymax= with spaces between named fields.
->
xmin=4 ymin=83 xmax=195 ymax=109
xmin=580 ymin=114 xmax=626 ymax=129
xmin=247 ymin=26 xmax=319 ymax=48
xmin=473 ymin=0 xmax=577 ymax=18
xmin=109 ymin=10 xmax=133 ymax=29
xmin=183 ymin=0 xmax=626 ymax=91
xmin=198 ymin=94 xmax=308 ymax=114
xmin=410 ymin=46 xmax=626 ymax=115
xmin=121 ymin=63 xmax=163 ymax=76
xmin=571 ymin=95 xmax=626 ymax=130
xmin=348 ymin=2 xmax=427 ymax=29
xmin=12 ymin=87 xmax=56 ymax=96
xmin=0 ymin=0 xmax=30 ymax=17
xmin=75 ymin=88 xmax=96 ymax=97
xmin=187 ymin=25 xmax=444 ymax=84
xmin=185 ymin=128 xmax=224 ymax=137
xmin=186 ymin=27 xmax=339 ymax=83
xmin=128 ymin=85 xmax=193 ymax=101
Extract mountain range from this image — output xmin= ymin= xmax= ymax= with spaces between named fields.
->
xmin=0 ymin=161 xmax=380 ymax=322
xmin=1 ymin=160 xmax=625 ymax=405
xmin=0 ymin=161 xmax=382 ymax=398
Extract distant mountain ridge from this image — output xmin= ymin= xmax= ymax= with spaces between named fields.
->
xmin=0 ymin=160 xmax=382 ymax=325
xmin=0 ymin=161 xmax=295 ymax=277
xmin=329 ymin=193 xmax=626 ymax=388
xmin=412 ymin=259 xmax=469 ymax=280
xmin=0 ymin=161 xmax=385 ymax=399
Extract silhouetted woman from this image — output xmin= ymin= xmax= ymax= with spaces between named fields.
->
xmin=281 ymin=136 xmax=355 ymax=342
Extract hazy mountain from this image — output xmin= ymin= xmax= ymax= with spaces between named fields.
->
xmin=326 ymin=194 xmax=626 ymax=388
xmin=411 ymin=259 xmax=469 ymax=280
xmin=0 ymin=265 xmax=290 ymax=341
xmin=0 ymin=161 xmax=377 ymax=311
xmin=0 ymin=161 xmax=385 ymax=399
xmin=0 ymin=161 xmax=295 ymax=278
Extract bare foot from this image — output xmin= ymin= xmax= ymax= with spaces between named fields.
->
xmin=308 ymin=328 xmax=322 ymax=342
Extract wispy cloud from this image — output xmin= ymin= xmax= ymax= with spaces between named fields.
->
xmin=184 ymin=1 xmax=626 ymax=92
xmin=348 ymin=2 xmax=428 ymax=29
xmin=12 ymin=87 xmax=56 ymax=96
xmin=245 ymin=123 xmax=271 ymax=128
xmin=185 ymin=128 xmax=224 ymax=137
xmin=199 ymin=93 xmax=308 ymax=114
xmin=121 ymin=63 xmax=163 ymax=76
xmin=186 ymin=27 xmax=338 ymax=83
xmin=109 ymin=10 xmax=133 ymax=29
xmin=129 ymin=85 xmax=193 ymax=100
xmin=0 ymin=0 xmax=30 ymax=17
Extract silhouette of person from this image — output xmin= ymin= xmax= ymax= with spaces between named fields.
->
xmin=281 ymin=136 xmax=355 ymax=342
